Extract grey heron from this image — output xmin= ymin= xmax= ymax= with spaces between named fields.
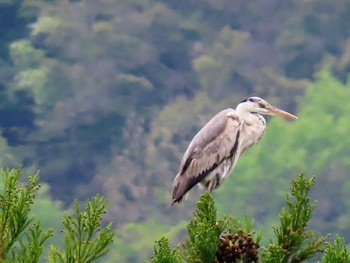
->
xmin=171 ymin=96 xmax=297 ymax=205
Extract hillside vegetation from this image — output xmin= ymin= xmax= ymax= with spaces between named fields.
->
xmin=1 ymin=0 xmax=350 ymax=261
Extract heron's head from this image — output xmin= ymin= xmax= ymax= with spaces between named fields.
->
xmin=238 ymin=96 xmax=298 ymax=119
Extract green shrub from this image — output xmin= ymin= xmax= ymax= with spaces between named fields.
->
xmin=0 ymin=168 xmax=114 ymax=262
xmin=150 ymin=175 xmax=349 ymax=263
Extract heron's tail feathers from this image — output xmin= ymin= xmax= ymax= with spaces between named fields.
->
xmin=171 ymin=173 xmax=190 ymax=205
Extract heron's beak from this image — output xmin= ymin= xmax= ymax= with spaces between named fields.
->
xmin=266 ymin=106 xmax=298 ymax=119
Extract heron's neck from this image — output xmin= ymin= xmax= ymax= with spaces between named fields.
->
xmin=236 ymin=104 xmax=265 ymax=125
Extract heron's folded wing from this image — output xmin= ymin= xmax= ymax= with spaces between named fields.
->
xmin=172 ymin=109 xmax=240 ymax=203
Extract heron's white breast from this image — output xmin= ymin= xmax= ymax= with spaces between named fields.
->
xmin=239 ymin=114 xmax=266 ymax=154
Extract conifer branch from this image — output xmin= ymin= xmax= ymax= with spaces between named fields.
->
xmin=0 ymin=168 xmax=52 ymax=262
xmin=48 ymin=194 xmax=114 ymax=263
xmin=262 ymin=175 xmax=327 ymax=262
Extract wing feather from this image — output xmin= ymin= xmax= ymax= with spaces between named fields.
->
xmin=172 ymin=109 xmax=241 ymax=204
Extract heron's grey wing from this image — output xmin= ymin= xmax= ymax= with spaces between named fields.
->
xmin=172 ymin=109 xmax=241 ymax=204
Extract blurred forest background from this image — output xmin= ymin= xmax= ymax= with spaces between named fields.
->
xmin=1 ymin=0 xmax=350 ymax=261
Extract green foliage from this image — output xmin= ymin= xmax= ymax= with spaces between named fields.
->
xmin=322 ymin=236 xmax=350 ymax=263
xmin=30 ymin=184 xmax=64 ymax=246
xmin=151 ymin=193 xmax=260 ymax=263
xmin=48 ymin=195 xmax=114 ymax=263
xmin=183 ymin=193 xmax=229 ymax=263
xmin=149 ymin=237 xmax=182 ymax=263
xmin=11 ymin=223 xmax=53 ymax=263
xmin=10 ymin=40 xmax=45 ymax=68
xmin=30 ymin=16 xmax=62 ymax=36
xmin=192 ymin=26 xmax=251 ymax=100
xmin=109 ymin=219 xmax=185 ymax=263
xmin=0 ymin=168 xmax=114 ymax=262
xmin=151 ymin=175 xmax=350 ymax=263
xmin=0 ymin=168 xmax=52 ymax=262
xmin=262 ymin=175 xmax=327 ymax=262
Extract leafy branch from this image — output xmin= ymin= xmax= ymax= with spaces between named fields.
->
xmin=0 ymin=168 xmax=115 ymax=262
xmin=262 ymin=175 xmax=327 ymax=262
xmin=0 ymin=168 xmax=52 ymax=262
xmin=183 ymin=193 xmax=230 ymax=263
xmin=322 ymin=235 xmax=350 ymax=263
xmin=49 ymin=195 xmax=114 ymax=263
xmin=150 ymin=237 xmax=182 ymax=263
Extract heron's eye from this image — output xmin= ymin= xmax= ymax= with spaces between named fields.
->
xmin=258 ymin=102 xmax=266 ymax=108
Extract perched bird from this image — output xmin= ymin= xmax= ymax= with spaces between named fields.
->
xmin=171 ymin=97 xmax=297 ymax=205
